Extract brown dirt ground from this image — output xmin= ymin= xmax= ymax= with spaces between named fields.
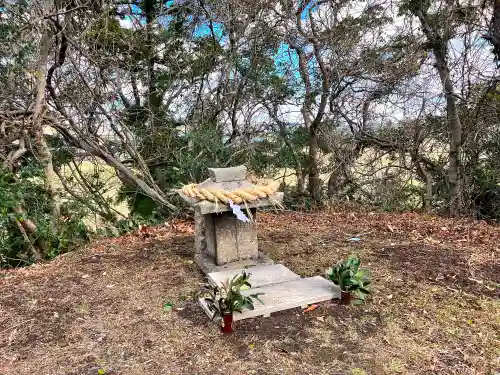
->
xmin=1 ymin=208 xmax=499 ymax=375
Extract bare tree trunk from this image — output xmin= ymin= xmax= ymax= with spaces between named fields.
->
xmin=13 ymin=206 xmax=38 ymax=234
xmin=443 ymin=83 xmax=462 ymax=216
xmin=308 ymin=129 xmax=320 ymax=200
xmin=289 ymin=5 xmax=330 ymax=202
xmin=16 ymin=219 xmax=42 ymax=262
xmin=327 ymin=170 xmax=342 ymax=198
xmin=287 ymin=139 xmax=305 ymax=195
xmin=416 ymin=161 xmax=433 ymax=212
xmin=414 ymin=6 xmax=462 ymax=216
xmin=433 ymin=21 xmax=462 ymax=215
xmin=4 ymin=138 xmax=27 ymax=171
xmin=32 ymin=25 xmax=60 ymax=229
xmin=483 ymin=0 xmax=500 ymax=61
xmin=296 ymin=167 xmax=305 ymax=195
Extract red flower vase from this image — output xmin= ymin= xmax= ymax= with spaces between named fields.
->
xmin=340 ymin=291 xmax=352 ymax=305
xmin=221 ymin=313 xmax=234 ymax=334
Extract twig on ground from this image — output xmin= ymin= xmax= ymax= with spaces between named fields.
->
xmin=0 ymin=319 xmax=35 ymax=335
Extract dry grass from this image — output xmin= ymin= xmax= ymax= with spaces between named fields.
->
xmin=0 ymin=209 xmax=499 ymax=375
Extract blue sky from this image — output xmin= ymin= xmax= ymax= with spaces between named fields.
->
xmin=118 ymin=1 xmax=313 ymax=84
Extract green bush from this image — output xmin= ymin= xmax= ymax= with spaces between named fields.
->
xmin=0 ymin=165 xmax=91 ymax=268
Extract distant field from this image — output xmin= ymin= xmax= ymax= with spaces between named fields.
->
xmin=56 ymin=160 xmax=129 ymax=228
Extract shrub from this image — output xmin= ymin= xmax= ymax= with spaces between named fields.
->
xmin=0 ymin=165 xmax=91 ymax=268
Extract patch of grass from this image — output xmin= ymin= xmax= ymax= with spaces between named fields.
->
xmin=351 ymin=368 xmax=368 ymax=375
xmin=386 ymin=358 xmax=406 ymax=373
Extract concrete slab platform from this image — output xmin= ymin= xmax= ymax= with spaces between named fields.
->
xmin=207 ymin=264 xmax=300 ymax=288
xmin=194 ymin=251 xmax=274 ymax=274
xmin=199 ymin=276 xmax=341 ymax=322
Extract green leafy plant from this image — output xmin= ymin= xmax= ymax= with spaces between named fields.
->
xmin=162 ymin=302 xmax=174 ymax=312
xmin=204 ymin=271 xmax=264 ymax=317
xmin=326 ymin=257 xmax=371 ymax=302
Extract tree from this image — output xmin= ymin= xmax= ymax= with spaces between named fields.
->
xmin=406 ymin=0 xmax=463 ymax=215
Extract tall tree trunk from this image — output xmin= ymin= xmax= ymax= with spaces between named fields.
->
xmin=443 ymin=80 xmax=462 ymax=216
xmin=308 ymin=129 xmax=320 ymax=200
xmin=289 ymin=5 xmax=331 ymax=203
xmin=416 ymin=161 xmax=433 ymax=212
xmin=145 ymin=0 xmax=154 ymax=108
xmin=296 ymin=167 xmax=305 ymax=195
xmin=327 ymin=171 xmax=340 ymax=198
xmin=414 ymin=6 xmax=462 ymax=216
xmin=434 ymin=47 xmax=462 ymax=216
xmin=33 ymin=26 xmax=60 ymax=230
xmin=16 ymin=219 xmax=42 ymax=262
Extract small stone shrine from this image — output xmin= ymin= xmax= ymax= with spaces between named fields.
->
xmin=178 ymin=166 xmax=340 ymax=321
xmin=179 ymin=165 xmax=283 ymax=273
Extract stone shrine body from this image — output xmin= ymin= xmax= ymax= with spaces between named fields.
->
xmin=180 ymin=165 xmax=282 ymax=273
